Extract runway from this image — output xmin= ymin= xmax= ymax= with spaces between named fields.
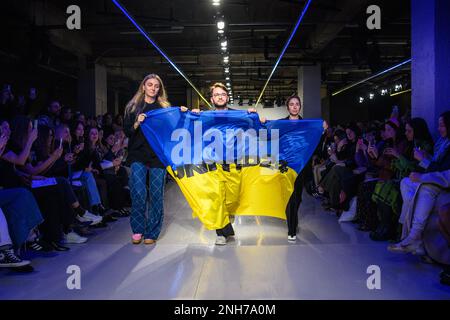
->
xmin=1 ymin=181 xmax=449 ymax=300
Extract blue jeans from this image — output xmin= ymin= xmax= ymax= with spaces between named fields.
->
xmin=79 ymin=171 xmax=102 ymax=206
xmin=129 ymin=162 xmax=166 ymax=239
xmin=0 ymin=188 xmax=43 ymax=248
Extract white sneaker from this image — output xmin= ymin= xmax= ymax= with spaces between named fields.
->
xmin=63 ymin=231 xmax=88 ymax=244
xmin=215 ymin=236 xmax=227 ymax=246
xmin=288 ymin=235 xmax=297 ymax=243
xmin=77 ymin=211 xmax=102 ymax=225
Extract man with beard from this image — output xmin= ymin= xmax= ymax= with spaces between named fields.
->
xmin=193 ymin=83 xmax=260 ymax=245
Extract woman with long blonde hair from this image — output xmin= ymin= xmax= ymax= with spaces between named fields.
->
xmin=123 ymin=74 xmax=171 ymax=245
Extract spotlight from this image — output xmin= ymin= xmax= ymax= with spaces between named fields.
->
xmin=359 ymin=97 xmax=364 ymax=103
xmin=381 ymin=89 xmax=388 ymax=96
xmin=218 ymin=29 xmax=224 ymax=34
xmin=225 ymin=76 xmax=230 ymax=80
xmin=220 ymin=40 xmax=227 ymax=47
xmin=212 ymin=0 xmax=220 ymax=6
xmin=369 ymin=93 xmax=375 ymax=100
xmin=225 ymin=68 xmax=229 ymax=73
xmin=217 ymin=21 xmax=225 ymax=30
xmin=395 ymin=84 xmax=403 ymax=92
xmin=223 ymin=56 xmax=229 ymax=63
xmin=226 ymin=82 xmax=231 ymax=86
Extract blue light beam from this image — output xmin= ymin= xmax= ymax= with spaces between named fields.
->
xmin=255 ymin=0 xmax=314 ymax=108
xmin=111 ymin=0 xmax=212 ymax=109
xmin=331 ymin=59 xmax=412 ymax=96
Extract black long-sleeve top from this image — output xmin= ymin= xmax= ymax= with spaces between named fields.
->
xmin=123 ymin=101 xmax=164 ymax=168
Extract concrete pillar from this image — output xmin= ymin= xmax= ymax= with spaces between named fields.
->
xmin=411 ymin=0 xmax=450 ymax=135
xmin=186 ymin=87 xmax=200 ymax=109
xmin=114 ymin=91 xmax=120 ymax=115
xmin=77 ymin=57 xmax=107 ymax=117
xmin=95 ymin=64 xmax=107 ymax=116
xmin=297 ymin=64 xmax=322 ymax=119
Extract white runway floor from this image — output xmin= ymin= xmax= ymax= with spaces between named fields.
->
xmin=1 ymin=181 xmax=449 ymax=300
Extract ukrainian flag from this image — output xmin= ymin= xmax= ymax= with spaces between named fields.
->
xmin=140 ymin=107 xmax=322 ymax=230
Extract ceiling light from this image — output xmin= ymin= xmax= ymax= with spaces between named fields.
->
xmin=217 ymin=21 xmax=225 ymax=30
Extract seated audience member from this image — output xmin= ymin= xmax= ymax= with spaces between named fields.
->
xmin=390 ymin=111 xmax=450 ymax=253
xmin=0 ymin=117 xmax=99 ymax=251
xmin=354 ymin=118 xmax=408 ymax=232
xmin=369 ymin=118 xmax=434 ymax=241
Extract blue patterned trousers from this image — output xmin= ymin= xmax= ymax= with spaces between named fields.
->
xmin=129 ymin=162 xmax=166 ymax=240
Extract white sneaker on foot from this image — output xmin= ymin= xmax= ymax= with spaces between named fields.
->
xmin=63 ymin=231 xmax=88 ymax=244
xmin=288 ymin=235 xmax=297 ymax=243
xmin=77 ymin=210 xmax=102 ymax=225
xmin=215 ymin=236 xmax=227 ymax=246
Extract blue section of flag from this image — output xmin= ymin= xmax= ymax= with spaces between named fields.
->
xmin=140 ymin=107 xmax=323 ymax=174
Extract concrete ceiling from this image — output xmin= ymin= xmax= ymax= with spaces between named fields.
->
xmin=1 ymin=0 xmax=411 ymax=104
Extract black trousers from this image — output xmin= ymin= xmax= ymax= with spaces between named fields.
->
xmin=286 ymin=173 xmax=303 ymax=236
xmin=31 ymin=183 xmax=74 ymax=242
xmin=104 ymin=167 xmax=129 ymax=210
xmin=216 ymin=223 xmax=235 ymax=237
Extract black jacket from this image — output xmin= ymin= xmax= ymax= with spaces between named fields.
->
xmin=123 ymin=101 xmax=164 ymax=168
xmin=282 ymin=115 xmax=303 ymax=120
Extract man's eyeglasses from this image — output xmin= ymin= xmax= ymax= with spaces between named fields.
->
xmin=213 ymin=93 xmax=228 ymax=98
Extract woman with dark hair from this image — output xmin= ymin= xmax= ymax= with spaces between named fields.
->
xmin=317 ymin=129 xmax=352 ymax=189
xmin=124 ymin=73 xmax=171 ymax=245
xmin=52 ymin=124 xmax=108 ymax=220
xmin=101 ymin=131 xmax=130 ymax=216
xmin=0 ymin=117 xmax=98 ymax=250
xmin=15 ymin=121 xmax=102 ymax=243
xmin=74 ymin=126 xmax=115 ymax=222
xmin=317 ymin=125 xmax=359 ymax=213
xmin=281 ymin=95 xmax=303 ymax=242
xmin=414 ymin=111 xmax=450 ymax=172
xmin=71 ymin=121 xmax=85 ymax=147
xmin=0 ymin=121 xmax=43 ymax=266
xmin=391 ymin=111 xmax=450 ymax=254
xmin=113 ymin=114 xmax=124 ymax=132
xmin=369 ymin=118 xmax=433 ymax=241
xmin=355 ymin=118 xmax=408 ymax=234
